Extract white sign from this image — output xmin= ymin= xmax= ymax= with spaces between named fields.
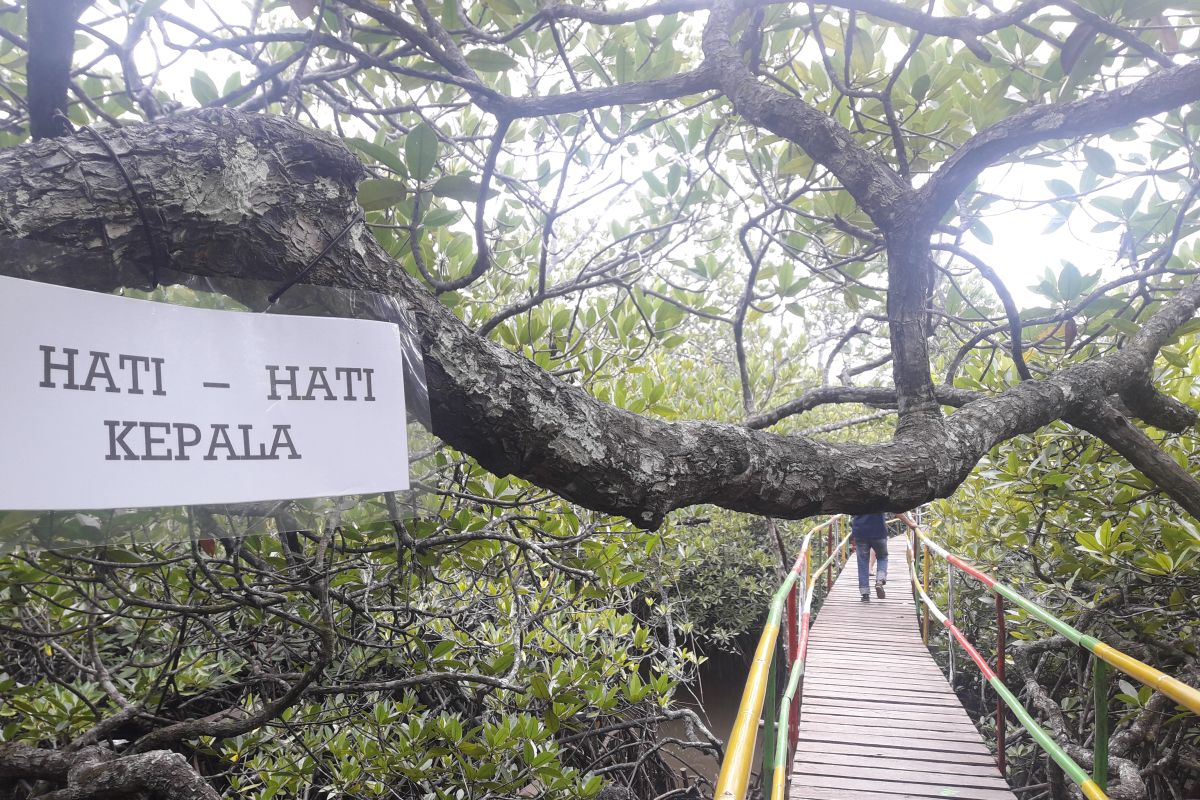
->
xmin=0 ymin=276 xmax=409 ymax=509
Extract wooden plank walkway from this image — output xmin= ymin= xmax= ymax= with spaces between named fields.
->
xmin=789 ymin=550 xmax=1017 ymax=800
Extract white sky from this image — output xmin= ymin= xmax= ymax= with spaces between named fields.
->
xmin=974 ymin=162 xmax=1123 ymax=308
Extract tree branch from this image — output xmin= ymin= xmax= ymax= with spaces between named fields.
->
xmin=922 ymin=62 xmax=1200 ymax=221
xmin=26 ymin=0 xmax=88 ymax=139
xmin=1118 ymin=380 xmax=1198 ymax=434
xmin=1067 ymin=400 xmax=1200 ymax=521
xmin=0 ymin=744 xmax=219 ymax=800
xmin=701 ymin=0 xmax=912 ymax=231
xmin=746 ymin=384 xmax=979 ymax=430
xmin=935 ymin=243 xmax=1032 ymax=381
xmin=4 ymin=110 xmax=1199 ymax=527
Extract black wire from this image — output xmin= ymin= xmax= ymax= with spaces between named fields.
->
xmin=267 ymin=210 xmax=364 ymax=305
xmin=80 ymin=123 xmax=168 ymax=290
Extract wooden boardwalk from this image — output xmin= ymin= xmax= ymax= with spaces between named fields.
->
xmin=789 ymin=552 xmax=1017 ymax=800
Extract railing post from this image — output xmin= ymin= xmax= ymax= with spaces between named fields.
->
xmin=995 ymin=594 xmax=1006 ymax=776
xmin=1094 ymin=658 xmax=1109 ymax=791
xmin=948 ymin=566 xmax=956 ymax=684
xmin=761 ymin=644 xmax=779 ymax=800
xmin=921 ymin=541 xmax=930 ymax=645
xmin=826 ymin=527 xmax=833 ymax=592
xmin=787 ymin=581 xmax=800 ymax=755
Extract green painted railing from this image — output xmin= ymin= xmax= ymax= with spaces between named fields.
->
xmin=902 ymin=514 xmax=1200 ymax=800
xmin=713 ymin=516 xmax=850 ymax=800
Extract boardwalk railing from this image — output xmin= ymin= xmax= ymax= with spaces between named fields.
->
xmin=713 ymin=516 xmax=850 ymax=800
xmin=902 ymin=514 xmax=1200 ymax=800
xmin=714 ymin=512 xmax=1200 ymax=800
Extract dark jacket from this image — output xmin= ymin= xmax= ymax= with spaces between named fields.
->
xmin=850 ymin=513 xmax=887 ymax=540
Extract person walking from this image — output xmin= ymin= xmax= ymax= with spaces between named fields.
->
xmin=850 ymin=513 xmax=889 ymax=601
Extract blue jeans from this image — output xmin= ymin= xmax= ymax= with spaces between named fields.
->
xmin=856 ymin=537 xmax=888 ymax=594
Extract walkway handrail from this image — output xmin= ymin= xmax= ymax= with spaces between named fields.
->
xmin=900 ymin=514 xmax=1200 ymax=800
xmin=714 ymin=515 xmax=850 ymax=800
xmin=770 ymin=526 xmax=850 ymax=799
xmin=903 ymin=526 xmax=1106 ymax=800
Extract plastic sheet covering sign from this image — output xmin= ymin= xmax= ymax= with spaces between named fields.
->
xmin=0 ymin=275 xmax=409 ymax=510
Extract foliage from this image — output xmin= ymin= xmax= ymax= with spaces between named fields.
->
xmin=0 ymin=475 xmax=714 ymax=798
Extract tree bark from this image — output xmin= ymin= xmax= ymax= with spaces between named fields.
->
xmin=0 ymin=744 xmax=220 ymax=800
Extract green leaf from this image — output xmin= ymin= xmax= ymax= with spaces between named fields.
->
xmin=1123 ymin=181 xmax=1147 ymax=216
xmin=1057 ymin=263 xmax=1083 ymax=299
xmin=405 ymin=123 xmax=440 ymax=182
xmin=1121 ymin=0 xmax=1169 ymax=18
xmin=582 ymin=774 xmax=604 ymax=797
xmin=0 ymin=514 xmax=33 ymax=545
xmin=133 ymin=0 xmax=168 ymax=24
xmin=1106 ymin=317 xmax=1140 ymax=336
xmin=615 ymin=571 xmax=645 ymax=587
xmin=431 ymin=174 xmax=498 ymax=202
xmin=423 ymin=207 xmax=462 ymax=228
xmin=1061 ymin=39 xmax=1107 ymax=92
xmin=1090 ymin=196 xmax=1125 ymax=217
xmin=1059 ymin=23 xmax=1098 ymax=73
xmin=970 ymin=220 xmax=993 ymax=245
xmin=910 ymin=74 xmax=931 ymax=103
xmin=1046 ymin=179 xmax=1075 ymax=197
xmin=1083 ymin=146 xmax=1117 ymax=177
xmin=643 ymin=171 xmax=666 ymax=196
xmin=345 ymin=137 xmax=408 ymax=176
xmin=289 ymin=0 xmax=318 ymax=17
xmin=465 ymin=48 xmax=518 ymax=72
xmin=778 ymin=156 xmax=811 ymax=176
xmin=487 ymin=0 xmax=522 ymax=15
xmin=190 ymin=71 xmax=219 ymax=105
xmin=358 ymin=178 xmax=408 ymax=211
xmin=614 ymin=47 xmax=633 ymax=84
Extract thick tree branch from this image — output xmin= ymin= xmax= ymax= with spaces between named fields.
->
xmin=922 ymin=62 xmax=1200 ymax=221
xmin=0 ymin=744 xmax=220 ymax=800
xmin=701 ymin=0 xmax=912 ymax=230
xmin=1068 ymin=400 xmax=1200 ymax=520
xmin=702 ymin=0 xmax=945 ymax=431
xmin=1118 ymin=381 xmax=1198 ymax=433
xmin=3 ymin=111 xmax=1199 ymax=527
